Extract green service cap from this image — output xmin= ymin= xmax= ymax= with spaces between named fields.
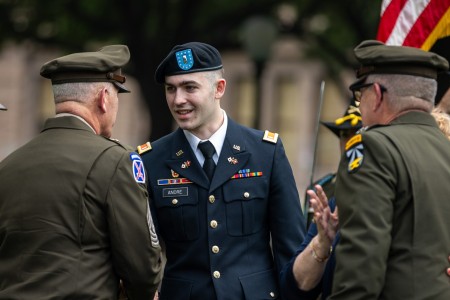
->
xmin=40 ymin=45 xmax=131 ymax=93
xmin=353 ymin=40 xmax=449 ymax=80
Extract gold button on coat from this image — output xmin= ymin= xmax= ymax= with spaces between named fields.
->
xmin=209 ymin=195 xmax=215 ymax=203
xmin=243 ymin=192 xmax=250 ymax=198
xmin=213 ymin=271 xmax=221 ymax=278
xmin=212 ymin=245 xmax=220 ymax=253
xmin=210 ymin=220 xmax=218 ymax=228
xmin=172 ymin=199 xmax=178 ymax=205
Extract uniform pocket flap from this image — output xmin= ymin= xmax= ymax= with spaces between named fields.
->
xmin=223 ymin=177 xmax=267 ymax=203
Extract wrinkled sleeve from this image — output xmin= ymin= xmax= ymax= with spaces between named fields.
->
xmin=106 ymin=149 xmax=162 ymax=299
xmin=330 ymin=133 xmax=396 ymax=299
xmin=269 ymin=139 xmax=306 ymax=279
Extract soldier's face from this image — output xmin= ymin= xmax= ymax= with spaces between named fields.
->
xmin=164 ymin=72 xmax=225 ymax=139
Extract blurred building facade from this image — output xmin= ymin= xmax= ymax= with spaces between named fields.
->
xmin=0 ymin=38 xmax=354 ymax=208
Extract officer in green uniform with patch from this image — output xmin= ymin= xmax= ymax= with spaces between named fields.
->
xmin=139 ymin=42 xmax=305 ymax=300
xmin=0 ymin=45 xmax=162 ymax=299
xmin=329 ymin=40 xmax=450 ymax=300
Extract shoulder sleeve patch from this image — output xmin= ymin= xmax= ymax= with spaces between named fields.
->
xmin=345 ymin=134 xmax=364 ymax=173
xmin=137 ymin=142 xmax=152 ymax=154
xmin=263 ymin=130 xmax=279 ymax=144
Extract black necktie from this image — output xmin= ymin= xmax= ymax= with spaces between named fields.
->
xmin=198 ymin=141 xmax=216 ymax=180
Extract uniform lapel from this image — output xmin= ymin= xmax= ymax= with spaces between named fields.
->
xmin=165 ymin=129 xmax=210 ymax=190
xmin=210 ymin=120 xmax=250 ymax=192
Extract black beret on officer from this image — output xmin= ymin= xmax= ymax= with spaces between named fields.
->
xmin=40 ymin=45 xmax=131 ymax=93
xmin=350 ymin=40 xmax=449 ymax=90
xmin=155 ymin=42 xmax=223 ymax=84
xmin=321 ymin=99 xmax=362 ymax=137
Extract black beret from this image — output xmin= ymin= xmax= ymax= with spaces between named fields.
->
xmin=0 ymin=103 xmax=6 ymax=111
xmin=321 ymin=99 xmax=362 ymax=137
xmin=155 ymin=42 xmax=223 ymax=84
xmin=40 ymin=45 xmax=131 ymax=93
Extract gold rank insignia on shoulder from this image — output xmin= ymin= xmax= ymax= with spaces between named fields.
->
xmin=263 ymin=130 xmax=278 ymax=144
xmin=345 ymin=134 xmax=364 ymax=173
xmin=137 ymin=142 xmax=152 ymax=154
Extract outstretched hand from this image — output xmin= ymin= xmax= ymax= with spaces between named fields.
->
xmin=306 ymin=185 xmax=339 ymax=244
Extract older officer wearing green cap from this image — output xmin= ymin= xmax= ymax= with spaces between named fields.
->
xmin=327 ymin=40 xmax=450 ymax=300
xmin=0 ymin=45 xmax=162 ymax=299
xmin=138 ymin=41 xmax=305 ymax=300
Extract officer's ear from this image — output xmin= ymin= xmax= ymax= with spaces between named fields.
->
xmin=215 ymin=78 xmax=226 ymax=99
xmin=373 ymin=83 xmax=385 ymax=111
xmin=97 ymin=87 xmax=108 ymax=113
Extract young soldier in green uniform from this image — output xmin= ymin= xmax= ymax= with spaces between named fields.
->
xmin=0 ymin=45 xmax=162 ymax=299
xmin=329 ymin=40 xmax=450 ymax=300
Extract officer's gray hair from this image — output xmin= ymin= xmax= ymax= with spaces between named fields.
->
xmin=367 ymin=74 xmax=436 ymax=112
xmin=53 ymin=82 xmax=115 ymax=104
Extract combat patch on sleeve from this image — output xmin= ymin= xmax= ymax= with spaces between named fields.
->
xmin=137 ymin=142 xmax=152 ymax=155
xmin=263 ymin=130 xmax=279 ymax=144
xmin=345 ymin=134 xmax=364 ymax=173
xmin=130 ymin=153 xmax=146 ymax=183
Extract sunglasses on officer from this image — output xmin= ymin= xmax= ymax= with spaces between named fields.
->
xmin=351 ymin=82 xmax=387 ymax=107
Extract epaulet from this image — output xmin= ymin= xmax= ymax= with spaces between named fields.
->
xmin=262 ymin=130 xmax=279 ymax=144
xmin=137 ymin=141 xmax=152 ymax=155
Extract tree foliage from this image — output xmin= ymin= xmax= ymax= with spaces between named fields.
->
xmin=0 ymin=0 xmax=381 ymax=139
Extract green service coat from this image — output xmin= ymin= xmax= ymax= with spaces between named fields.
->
xmin=0 ymin=116 xmax=162 ymax=299
xmin=330 ymin=111 xmax=450 ymax=300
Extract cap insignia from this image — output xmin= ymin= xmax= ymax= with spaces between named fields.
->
xmin=176 ymin=49 xmax=194 ymax=70
xmin=263 ymin=130 xmax=278 ymax=144
xmin=345 ymin=134 xmax=364 ymax=173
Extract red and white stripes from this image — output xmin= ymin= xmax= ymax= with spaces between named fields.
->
xmin=377 ymin=0 xmax=450 ymax=50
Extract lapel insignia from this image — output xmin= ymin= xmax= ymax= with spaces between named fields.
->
xmin=228 ymin=157 xmax=238 ymax=164
xmin=157 ymin=178 xmax=193 ymax=185
xmin=171 ymin=169 xmax=179 ymax=178
xmin=137 ymin=142 xmax=152 ymax=154
xmin=263 ymin=130 xmax=278 ymax=144
xmin=231 ymin=169 xmax=263 ymax=179
xmin=345 ymin=134 xmax=364 ymax=173
xmin=233 ymin=144 xmax=241 ymax=151
xmin=181 ymin=160 xmax=191 ymax=169
xmin=176 ymin=150 xmax=184 ymax=156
